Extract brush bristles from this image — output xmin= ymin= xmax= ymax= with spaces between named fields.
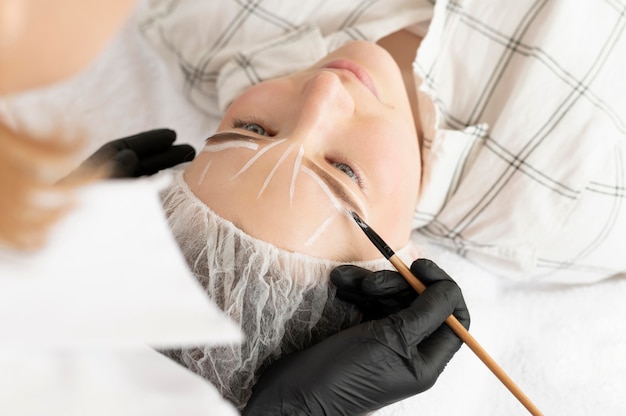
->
xmin=349 ymin=210 xmax=395 ymax=259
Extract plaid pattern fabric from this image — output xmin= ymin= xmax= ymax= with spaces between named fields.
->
xmin=415 ymin=0 xmax=626 ymax=282
xmin=138 ymin=0 xmax=433 ymax=115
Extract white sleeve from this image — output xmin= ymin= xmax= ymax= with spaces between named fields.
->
xmin=0 ymin=173 xmax=242 ymax=347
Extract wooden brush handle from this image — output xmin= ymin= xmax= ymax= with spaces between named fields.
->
xmin=388 ymin=255 xmax=543 ymax=416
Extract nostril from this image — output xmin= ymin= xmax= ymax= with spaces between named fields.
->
xmin=302 ymin=71 xmax=355 ymax=116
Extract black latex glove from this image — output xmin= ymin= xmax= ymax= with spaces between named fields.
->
xmin=243 ymin=259 xmax=470 ymax=416
xmin=63 ymin=128 xmax=195 ymax=181
xmin=332 ymin=262 xmax=417 ymax=322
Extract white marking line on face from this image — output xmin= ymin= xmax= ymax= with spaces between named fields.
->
xmin=202 ymin=140 xmax=259 ymax=152
xmin=304 ymin=215 xmax=335 ymax=247
xmin=198 ymin=158 xmax=213 ymax=185
xmin=231 ymin=138 xmax=288 ymax=180
xmin=302 ymin=166 xmax=344 ymax=212
xmin=290 ymin=145 xmax=305 ymax=207
xmin=258 ymin=144 xmax=295 ymax=199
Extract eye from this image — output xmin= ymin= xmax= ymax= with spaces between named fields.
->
xmin=233 ymin=119 xmax=270 ymax=136
xmin=333 ymin=162 xmax=359 ymax=185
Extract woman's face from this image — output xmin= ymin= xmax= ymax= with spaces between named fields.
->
xmin=184 ymin=41 xmax=420 ymax=261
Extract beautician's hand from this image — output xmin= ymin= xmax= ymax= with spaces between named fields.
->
xmin=243 ymin=259 xmax=470 ymax=416
xmin=62 ymin=128 xmax=195 ymax=181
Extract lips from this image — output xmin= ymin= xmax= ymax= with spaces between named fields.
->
xmin=321 ymin=59 xmax=379 ymax=99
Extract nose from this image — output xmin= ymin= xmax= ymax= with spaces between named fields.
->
xmin=296 ymin=71 xmax=355 ymax=134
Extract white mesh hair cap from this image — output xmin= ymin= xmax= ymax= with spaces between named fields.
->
xmin=160 ymin=170 xmax=418 ymax=409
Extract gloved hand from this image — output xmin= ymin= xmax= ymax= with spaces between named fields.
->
xmin=243 ymin=258 xmax=470 ymax=416
xmin=62 ymin=128 xmax=195 ymax=181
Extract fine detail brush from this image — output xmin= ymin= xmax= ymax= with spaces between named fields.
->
xmin=349 ymin=210 xmax=543 ymax=416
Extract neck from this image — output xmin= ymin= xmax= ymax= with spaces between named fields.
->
xmin=377 ymin=29 xmax=435 ymax=150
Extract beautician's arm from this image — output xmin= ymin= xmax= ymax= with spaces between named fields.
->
xmin=243 ymin=259 xmax=470 ymax=416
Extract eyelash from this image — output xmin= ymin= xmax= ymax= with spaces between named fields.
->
xmin=232 ymin=118 xmax=363 ymax=188
xmin=232 ymin=118 xmax=274 ymax=136
xmin=332 ymin=162 xmax=359 ymax=185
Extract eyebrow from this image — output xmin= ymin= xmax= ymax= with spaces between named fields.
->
xmin=206 ymin=131 xmax=273 ymax=143
xmin=303 ymin=160 xmax=365 ymax=218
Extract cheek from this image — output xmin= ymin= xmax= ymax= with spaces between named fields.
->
xmin=359 ymin=141 xmax=420 ymax=249
xmin=385 ymin=153 xmax=421 ymax=207
xmin=383 ymin=154 xmax=420 ymax=237
xmin=358 ymin=125 xmax=420 ymax=207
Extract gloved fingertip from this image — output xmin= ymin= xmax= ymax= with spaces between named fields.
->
xmin=411 ymin=258 xmax=436 ymax=270
xmin=156 ymin=127 xmax=176 ymax=136
xmin=179 ymin=144 xmax=196 ymax=162
xmin=136 ymin=144 xmax=196 ymax=175
xmin=124 ymin=128 xmax=178 ymax=156
xmin=142 ymin=127 xmax=176 ymax=140
xmin=421 ymin=278 xmax=469 ymax=329
xmin=151 ymin=128 xmax=177 ymax=144
xmin=413 ymin=260 xmax=470 ymax=329
xmin=410 ymin=258 xmax=452 ymax=285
